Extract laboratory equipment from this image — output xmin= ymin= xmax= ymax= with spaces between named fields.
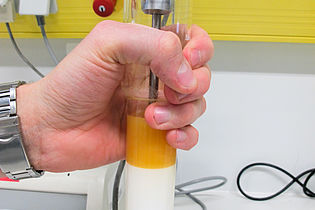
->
xmin=93 ymin=0 xmax=117 ymax=17
xmin=18 ymin=0 xmax=59 ymax=65
xmin=0 ymin=165 xmax=111 ymax=210
xmin=0 ymin=0 xmax=15 ymax=23
xmin=123 ymin=0 xmax=191 ymax=209
xmin=18 ymin=0 xmax=58 ymax=16
xmin=36 ymin=15 xmax=59 ymax=65
xmin=124 ymin=100 xmax=176 ymax=210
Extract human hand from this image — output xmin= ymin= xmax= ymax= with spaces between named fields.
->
xmin=16 ymin=21 xmax=213 ymax=172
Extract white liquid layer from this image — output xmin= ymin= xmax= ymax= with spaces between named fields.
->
xmin=125 ymin=163 xmax=176 ymax=210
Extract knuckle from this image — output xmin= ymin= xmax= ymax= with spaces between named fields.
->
xmin=159 ymin=31 xmax=182 ymax=57
xmin=199 ymin=35 xmax=214 ymax=62
xmin=164 ymin=88 xmax=178 ymax=105
xmin=202 ymin=31 xmax=213 ymax=49
xmin=93 ymin=21 xmax=110 ymax=35
xmin=207 ymin=37 xmax=214 ymax=51
xmin=185 ymin=103 xmax=196 ymax=121
xmin=90 ymin=20 xmax=120 ymax=48
xmin=184 ymin=127 xmax=199 ymax=151
xmin=151 ymin=31 xmax=182 ymax=78
xmin=95 ymin=20 xmax=116 ymax=30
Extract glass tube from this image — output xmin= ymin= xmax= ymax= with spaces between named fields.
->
xmin=122 ymin=0 xmax=191 ymax=209
xmin=124 ymin=97 xmax=176 ymax=210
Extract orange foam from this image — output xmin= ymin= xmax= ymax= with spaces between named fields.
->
xmin=126 ymin=115 xmax=176 ymax=169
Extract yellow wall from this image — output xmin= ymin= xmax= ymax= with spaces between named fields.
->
xmin=0 ymin=0 xmax=315 ymax=43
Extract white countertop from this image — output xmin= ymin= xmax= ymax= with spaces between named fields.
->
xmin=1 ymin=168 xmax=314 ymax=210
xmin=174 ymin=191 xmax=315 ymax=210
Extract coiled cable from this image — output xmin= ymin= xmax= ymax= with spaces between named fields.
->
xmin=175 ymin=176 xmax=227 ymax=210
xmin=237 ymin=162 xmax=315 ymax=201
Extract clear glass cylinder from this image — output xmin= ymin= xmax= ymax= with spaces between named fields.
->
xmin=123 ymin=0 xmax=191 ymax=209
xmin=124 ymin=98 xmax=176 ymax=210
xmin=124 ymin=0 xmax=191 ymax=27
xmin=122 ymin=64 xmax=177 ymax=210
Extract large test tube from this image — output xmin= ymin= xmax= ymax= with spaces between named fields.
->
xmin=125 ymin=97 xmax=176 ymax=210
xmin=123 ymin=0 xmax=191 ymax=209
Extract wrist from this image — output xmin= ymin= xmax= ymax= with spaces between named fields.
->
xmin=16 ymin=83 xmax=43 ymax=171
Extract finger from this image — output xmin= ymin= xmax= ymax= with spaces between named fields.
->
xmin=144 ymin=98 xmax=206 ymax=130
xmin=86 ymin=20 xmax=197 ymax=94
xmin=166 ymin=125 xmax=199 ymax=151
xmin=164 ymin=65 xmax=211 ymax=104
xmin=183 ymin=25 xmax=214 ymax=69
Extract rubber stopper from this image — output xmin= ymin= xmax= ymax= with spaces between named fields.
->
xmin=93 ymin=0 xmax=116 ymax=17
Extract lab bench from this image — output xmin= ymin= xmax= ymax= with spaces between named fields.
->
xmin=175 ymin=191 xmax=315 ymax=210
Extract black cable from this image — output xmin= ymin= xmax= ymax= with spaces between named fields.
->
xmin=237 ymin=162 xmax=315 ymax=201
xmin=5 ymin=23 xmax=45 ymax=78
xmin=112 ymin=160 xmax=126 ymax=210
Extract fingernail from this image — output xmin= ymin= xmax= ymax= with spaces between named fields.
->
xmin=176 ymin=129 xmax=187 ymax=142
xmin=177 ymin=60 xmax=196 ymax=89
xmin=154 ymin=107 xmax=171 ymax=125
xmin=191 ymin=49 xmax=201 ymax=67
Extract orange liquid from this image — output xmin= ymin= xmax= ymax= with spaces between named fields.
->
xmin=126 ymin=115 xmax=176 ymax=169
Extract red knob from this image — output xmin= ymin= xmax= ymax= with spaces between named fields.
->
xmin=93 ymin=0 xmax=117 ymax=17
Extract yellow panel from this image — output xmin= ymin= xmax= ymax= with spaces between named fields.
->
xmin=0 ymin=0 xmax=315 ymax=43
xmin=0 ymin=0 xmax=124 ymax=38
xmin=193 ymin=0 xmax=315 ymax=43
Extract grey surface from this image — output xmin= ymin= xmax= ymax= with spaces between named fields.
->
xmin=0 ymin=38 xmax=80 ymax=67
xmin=0 ymin=189 xmax=87 ymax=210
xmin=0 ymin=39 xmax=315 ymax=74
xmin=210 ymin=41 xmax=315 ymax=74
xmin=1 ymin=38 xmax=315 ymax=75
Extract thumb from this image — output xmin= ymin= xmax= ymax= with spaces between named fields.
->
xmin=86 ymin=21 xmax=197 ymax=94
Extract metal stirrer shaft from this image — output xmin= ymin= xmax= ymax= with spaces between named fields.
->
xmin=149 ymin=14 xmax=162 ymax=101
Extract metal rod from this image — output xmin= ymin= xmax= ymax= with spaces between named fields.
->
xmin=149 ymin=14 xmax=162 ymax=101
xmin=152 ymin=14 xmax=162 ymax=29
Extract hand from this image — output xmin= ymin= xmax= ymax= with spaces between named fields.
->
xmin=16 ymin=21 xmax=213 ymax=172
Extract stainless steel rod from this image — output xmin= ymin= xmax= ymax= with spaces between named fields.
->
xmin=149 ymin=14 xmax=162 ymax=101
